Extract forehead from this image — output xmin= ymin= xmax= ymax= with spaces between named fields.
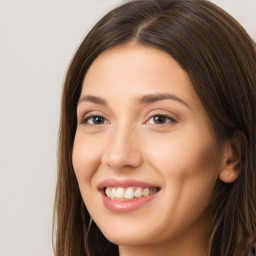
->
xmin=82 ymin=44 xmax=197 ymax=102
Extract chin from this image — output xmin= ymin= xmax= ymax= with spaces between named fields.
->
xmin=102 ymin=229 xmax=155 ymax=247
xmin=93 ymin=216 xmax=168 ymax=247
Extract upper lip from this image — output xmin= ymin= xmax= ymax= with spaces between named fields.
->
xmin=97 ymin=178 xmax=160 ymax=190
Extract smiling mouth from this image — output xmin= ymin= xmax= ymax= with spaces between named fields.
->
xmin=104 ymin=187 xmax=160 ymax=201
xmin=97 ymin=179 xmax=161 ymax=212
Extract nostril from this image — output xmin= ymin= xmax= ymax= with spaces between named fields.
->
xmin=101 ymin=150 xmax=143 ymax=170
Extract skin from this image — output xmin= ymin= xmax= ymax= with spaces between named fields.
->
xmin=72 ymin=44 xmax=234 ymax=256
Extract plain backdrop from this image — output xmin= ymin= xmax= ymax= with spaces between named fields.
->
xmin=0 ymin=1 xmax=255 ymax=255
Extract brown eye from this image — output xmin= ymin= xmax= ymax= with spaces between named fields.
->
xmin=148 ymin=115 xmax=176 ymax=125
xmin=83 ymin=115 xmax=107 ymax=125
xmin=153 ymin=115 xmax=167 ymax=124
xmin=92 ymin=116 xmax=105 ymax=124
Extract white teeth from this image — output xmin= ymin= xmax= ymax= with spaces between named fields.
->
xmin=134 ymin=187 xmax=142 ymax=198
xmin=115 ymin=188 xmax=125 ymax=199
xmin=111 ymin=188 xmax=116 ymax=199
xmin=105 ymin=187 xmax=158 ymax=200
xmin=143 ymin=188 xmax=149 ymax=197
xmin=124 ymin=187 xmax=134 ymax=199
xmin=105 ymin=187 xmax=111 ymax=198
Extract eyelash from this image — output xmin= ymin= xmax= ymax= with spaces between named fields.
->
xmin=81 ymin=113 xmax=176 ymax=126
xmin=81 ymin=114 xmax=109 ymax=126
xmin=147 ymin=114 xmax=176 ymax=125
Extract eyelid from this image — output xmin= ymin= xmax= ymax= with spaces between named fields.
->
xmin=148 ymin=114 xmax=175 ymax=122
xmin=146 ymin=114 xmax=177 ymax=126
xmin=80 ymin=111 xmax=109 ymax=125
xmin=145 ymin=109 xmax=177 ymax=123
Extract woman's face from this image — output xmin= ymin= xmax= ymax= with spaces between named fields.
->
xmin=72 ymin=44 xmax=221 ymax=253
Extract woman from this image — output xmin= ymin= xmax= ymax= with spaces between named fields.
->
xmin=53 ymin=0 xmax=256 ymax=255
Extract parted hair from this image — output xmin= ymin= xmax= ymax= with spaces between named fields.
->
xmin=53 ymin=0 xmax=256 ymax=255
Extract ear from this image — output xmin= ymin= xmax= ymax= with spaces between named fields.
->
xmin=219 ymin=131 xmax=246 ymax=183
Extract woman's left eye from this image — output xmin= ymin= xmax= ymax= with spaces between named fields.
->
xmin=147 ymin=114 xmax=176 ymax=125
xmin=82 ymin=115 xmax=108 ymax=125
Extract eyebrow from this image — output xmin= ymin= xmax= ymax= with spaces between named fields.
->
xmin=138 ymin=93 xmax=190 ymax=108
xmin=78 ymin=93 xmax=190 ymax=108
xmin=78 ymin=95 xmax=107 ymax=105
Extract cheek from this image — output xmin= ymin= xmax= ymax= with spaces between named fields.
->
xmin=146 ymin=122 xmax=217 ymax=174
xmin=142 ymin=129 xmax=218 ymax=238
xmin=144 ymin=126 xmax=218 ymax=206
xmin=72 ymin=132 xmax=103 ymax=186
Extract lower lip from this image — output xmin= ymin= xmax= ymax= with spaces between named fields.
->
xmin=99 ymin=190 xmax=159 ymax=212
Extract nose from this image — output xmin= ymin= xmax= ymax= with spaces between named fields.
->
xmin=101 ymin=126 xmax=143 ymax=171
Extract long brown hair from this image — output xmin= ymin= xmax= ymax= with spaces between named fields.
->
xmin=53 ymin=0 xmax=256 ymax=255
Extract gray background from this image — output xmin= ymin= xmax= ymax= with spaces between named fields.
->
xmin=0 ymin=1 xmax=255 ymax=255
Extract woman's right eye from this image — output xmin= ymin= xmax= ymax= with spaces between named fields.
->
xmin=82 ymin=115 xmax=108 ymax=125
